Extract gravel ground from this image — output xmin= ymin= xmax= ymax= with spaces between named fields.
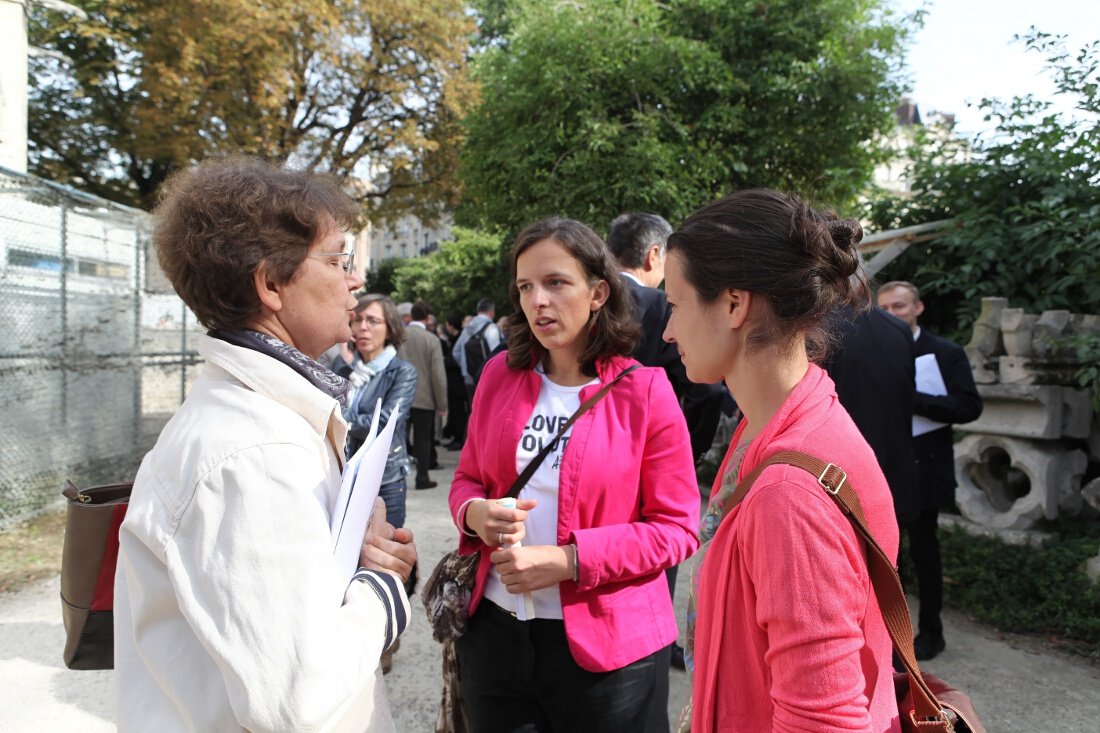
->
xmin=3 ymin=447 xmax=1099 ymax=731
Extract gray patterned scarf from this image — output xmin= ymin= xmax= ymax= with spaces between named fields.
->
xmin=210 ymin=329 xmax=350 ymax=406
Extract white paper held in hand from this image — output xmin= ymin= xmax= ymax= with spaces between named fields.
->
xmin=332 ymin=398 xmax=402 ymax=583
xmin=497 ymin=497 xmax=536 ymax=621
xmin=913 ymin=353 xmax=949 ymax=437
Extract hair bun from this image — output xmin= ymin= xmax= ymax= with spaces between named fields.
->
xmin=826 ymin=218 xmax=863 ymax=252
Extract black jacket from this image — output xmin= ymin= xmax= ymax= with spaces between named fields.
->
xmin=913 ymin=329 xmax=983 ymax=508
xmin=825 ymin=306 xmax=919 ymax=523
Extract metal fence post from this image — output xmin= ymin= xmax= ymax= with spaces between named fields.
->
xmin=59 ymin=197 xmax=69 ymax=427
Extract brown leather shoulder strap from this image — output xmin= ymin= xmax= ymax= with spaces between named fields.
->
xmin=722 ymin=449 xmax=954 ymax=730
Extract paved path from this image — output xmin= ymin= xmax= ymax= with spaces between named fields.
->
xmin=3 ymin=448 xmax=1099 ymax=731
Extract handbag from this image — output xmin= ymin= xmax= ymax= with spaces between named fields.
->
xmin=723 ymin=451 xmax=986 ymax=733
xmin=59 ymin=479 xmax=133 ymax=670
xmin=421 ymin=364 xmax=640 ymax=733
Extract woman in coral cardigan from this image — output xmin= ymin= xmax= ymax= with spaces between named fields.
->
xmin=663 ymin=189 xmax=902 ymax=732
xmin=448 ymin=217 xmax=700 ymax=732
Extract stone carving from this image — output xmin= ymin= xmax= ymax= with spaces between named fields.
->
xmin=954 ymin=299 xmax=1098 ymax=575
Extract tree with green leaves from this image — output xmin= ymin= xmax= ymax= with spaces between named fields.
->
xmin=382 ymin=226 xmax=511 ymax=321
xmin=866 ymin=31 xmax=1100 ymax=341
xmin=459 ymin=0 xmax=912 ymax=233
xmin=28 ymin=0 xmax=475 ymax=221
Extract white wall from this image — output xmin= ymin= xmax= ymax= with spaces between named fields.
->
xmin=0 ymin=0 xmax=28 ymax=173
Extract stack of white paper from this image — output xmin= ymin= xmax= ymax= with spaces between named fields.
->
xmin=331 ymin=398 xmax=402 ymax=583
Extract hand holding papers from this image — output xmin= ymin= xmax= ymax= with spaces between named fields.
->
xmin=913 ymin=353 xmax=948 ymax=436
xmin=331 ymin=398 xmax=403 ymax=583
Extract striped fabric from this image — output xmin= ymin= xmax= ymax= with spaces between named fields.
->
xmin=352 ymin=569 xmax=409 ymax=650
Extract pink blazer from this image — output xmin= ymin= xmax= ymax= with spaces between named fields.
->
xmin=449 ymin=352 xmax=700 ymax=672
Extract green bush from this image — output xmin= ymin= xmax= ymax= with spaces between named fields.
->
xmin=931 ymin=521 xmax=1100 ymax=658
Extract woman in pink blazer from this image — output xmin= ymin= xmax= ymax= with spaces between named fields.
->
xmin=448 ymin=217 xmax=700 ymax=732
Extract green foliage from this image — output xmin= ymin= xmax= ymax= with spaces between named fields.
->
xmin=27 ymin=0 xmax=476 ymax=221
xmin=933 ymin=522 xmax=1100 ymax=655
xmin=866 ymin=31 xmax=1100 ymax=341
xmin=459 ymin=0 xmax=912 ymax=233
xmin=361 ymin=257 xmax=408 ymax=297
xmin=386 ymin=227 xmax=512 ymax=321
xmin=1055 ymin=332 xmax=1100 ymax=411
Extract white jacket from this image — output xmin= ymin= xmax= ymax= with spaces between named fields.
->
xmin=115 ymin=335 xmax=409 ymax=732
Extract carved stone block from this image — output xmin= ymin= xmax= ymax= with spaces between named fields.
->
xmin=966 ymin=297 xmax=1007 ymax=359
xmin=1000 ymin=308 xmax=1038 ymax=357
xmin=961 ymin=384 xmax=1091 ymax=439
xmin=954 ymin=434 xmax=1087 ymax=530
xmin=1032 ymin=309 xmax=1072 ymax=359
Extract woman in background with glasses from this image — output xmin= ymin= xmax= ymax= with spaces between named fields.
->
xmin=337 ymin=294 xmax=419 ymax=531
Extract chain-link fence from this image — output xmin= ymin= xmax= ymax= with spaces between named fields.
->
xmin=0 ymin=165 xmax=203 ymax=529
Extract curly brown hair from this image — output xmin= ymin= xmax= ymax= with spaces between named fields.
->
xmin=506 ymin=217 xmax=639 ymax=374
xmin=153 ymin=157 xmax=358 ymax=330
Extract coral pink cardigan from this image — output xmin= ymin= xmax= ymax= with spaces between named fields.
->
xmin=692 ymin=364 xmax=901 ymax=732
xmin=449 ymin=353 xmax=700 ymax=672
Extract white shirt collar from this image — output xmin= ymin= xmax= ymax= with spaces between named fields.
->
xmin=410 ymin=321 xmax=427 ymax=329
xmin=619 ymin=271 xmax=643 ymax=286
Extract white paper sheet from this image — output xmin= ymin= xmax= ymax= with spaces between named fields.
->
xmin=332 ymin=398 xmax=402 ymax=583
xmin=912 ymin=353 xmax=948 ymax=437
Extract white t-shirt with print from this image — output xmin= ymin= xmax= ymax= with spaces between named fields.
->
xmin=483 ymin=368 xmax=598 ymax=620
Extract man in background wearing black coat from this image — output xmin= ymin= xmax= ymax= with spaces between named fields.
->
xmin=607 ymin=212 xmax=727 ymax=732
xmin=608 ymin=213 xmax=727 ymax=461
xmin=824 ymin=299 xmax=920 ymax=527
xmin=878 ymin=280 xmax=983 ymax=661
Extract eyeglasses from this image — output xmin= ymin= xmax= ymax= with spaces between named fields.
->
xmin=310 ymin=250 xmax=356 ymax=274
xmin=351 ymin=315 xmax=386 ymax=328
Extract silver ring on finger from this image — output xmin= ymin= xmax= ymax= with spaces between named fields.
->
xmin=498 ymin=531 xmax=504 ymax=546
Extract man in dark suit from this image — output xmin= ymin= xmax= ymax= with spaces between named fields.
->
xmin=878 ymin=280 xmax=983 ymax=661
xmin=607 ymin=213 xmax=727 ymax=731
xmin=824 ymin=301 xmax=920 ymax=526
xmin=608 ymin=212 xmax=726 ymax=461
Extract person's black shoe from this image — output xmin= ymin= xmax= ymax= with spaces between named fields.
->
xmin=445 ymin=441 xmax=463 ymax=451
xmin=415 ymin=479 xmax=438 ymax=490
xmin=914 ymin=632 xmax=946 ymax=661
xmin=430 ymin=460 xmax=442 ymax=470
xmin=670 ymin=643 xmax=686 ymax=671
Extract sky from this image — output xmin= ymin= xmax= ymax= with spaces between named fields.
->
xmin=892 ymin=0 xmax=1100 ymax=135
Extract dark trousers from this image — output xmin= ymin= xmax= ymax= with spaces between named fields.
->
xmin=903 ymin=504 xmax=943 ymax=635
xmin=457 ymin=601 xmax=664 ymax=733
xmin=410 ymin=407 xmax=435 ymax=483
xmin=379 ymin=478 xmax=407 ymax=529
xmin=444 ymin=375 xmax=468 ymax=443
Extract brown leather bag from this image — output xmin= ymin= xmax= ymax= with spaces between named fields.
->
xmin=59 ymin=479 xmax=132 ymax=670
xmin=724 ymin=451 xmax=986 ymax=733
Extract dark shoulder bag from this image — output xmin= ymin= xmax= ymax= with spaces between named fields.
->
xmin=723 ymin=451 xmax=986 ymax=733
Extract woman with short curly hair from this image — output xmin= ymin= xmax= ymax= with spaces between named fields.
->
xmin=115 ymin=157 xmax=416 ymax=732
